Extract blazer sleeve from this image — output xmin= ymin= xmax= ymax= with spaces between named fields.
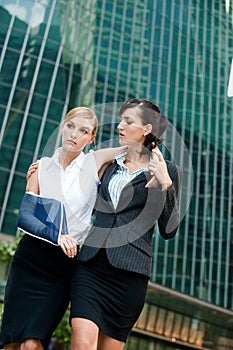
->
xmin=17 ymin=192 xmax=68 ymax=245
xmin=158 ymin=161 xmax=182 ymax=240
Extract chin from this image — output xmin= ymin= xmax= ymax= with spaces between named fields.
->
xmin=119 ymin=139 xmax=127 ymax=145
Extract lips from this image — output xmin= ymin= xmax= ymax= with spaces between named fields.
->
xmin=67 ymin=140 xmax=77 ymax=145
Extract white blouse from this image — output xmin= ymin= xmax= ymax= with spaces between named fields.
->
xmin=38 ymin=149 xmax=99 ymax=244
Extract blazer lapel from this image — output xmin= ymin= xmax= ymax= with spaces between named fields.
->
xmin=100 ymin=163 xmax=152 ymax=212
xmin=115 ymin=171 xmax=151 ymax=211
xmin=100 ymin=161 xmax=119 ymax=205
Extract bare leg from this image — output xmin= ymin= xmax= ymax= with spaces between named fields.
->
xmin=20 ymin=339 xmax=43 ymax=350
xmin=97 ymin=331 xmax=125 ymax=350
xmin=71 ymin=318 xmax=99 ymax=350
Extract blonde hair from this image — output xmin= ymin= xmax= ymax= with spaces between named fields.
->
xmin=64 ymin=107 xmax=98 ymax=135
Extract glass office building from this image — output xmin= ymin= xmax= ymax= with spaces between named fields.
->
xmin=0 ymin=0 xmax=233 ymax=348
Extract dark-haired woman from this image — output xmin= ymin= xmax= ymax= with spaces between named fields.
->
xmin=70 ymin=99 xmax=182 ymax=350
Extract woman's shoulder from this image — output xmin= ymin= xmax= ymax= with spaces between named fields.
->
xmin=39 ymin=149 xmax=60 ymax=168
xmin=39 ymin=156 xmax=53 ymax=171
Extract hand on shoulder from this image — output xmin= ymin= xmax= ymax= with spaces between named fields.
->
xmin=26 ymin=167 xmax=39 ymax=194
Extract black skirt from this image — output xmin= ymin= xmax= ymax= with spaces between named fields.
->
xmin=0 ymin=235 xmax=77 ymax=348
xmin=70 ymin=249 xmax=149 ymax=342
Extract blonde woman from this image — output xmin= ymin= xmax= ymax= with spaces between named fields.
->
xmin=0 ymin=107 xmax=125 ymax=350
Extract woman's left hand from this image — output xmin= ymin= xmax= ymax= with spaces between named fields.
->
xmin=146 ymin=147 xmax=172 ymax=190
xmin=59 ymin=234 xmax=78 ymax=258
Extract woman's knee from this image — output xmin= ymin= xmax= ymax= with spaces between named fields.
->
xmin=71 ymin=318 xmax=98 ymax=350
xmin=4 ymin=343 xmax=20 ymax=350
xmin=72 ymin=338 xmax=95 ymax=350
xmin=20 ymin=339 xmax=43 ymax=350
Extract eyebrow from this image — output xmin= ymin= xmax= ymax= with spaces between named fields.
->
xmin=120 ymin=115 xmax=133 ymax=120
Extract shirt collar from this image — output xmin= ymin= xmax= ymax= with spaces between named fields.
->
xmin=114 ymin=150 xmax=128 ymax=167
xmin=114 ymin=150 xmax=148 ymax=172
xmin=53 ymin=148 xmax=86 ymax=169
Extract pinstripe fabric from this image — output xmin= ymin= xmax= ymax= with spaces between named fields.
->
xmin=79 ymin=160 xmax=181 ymax=277
xmin=108 ymin=151 xmax=147 ymax=208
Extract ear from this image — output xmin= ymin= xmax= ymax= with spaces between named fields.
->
xmin=143 ymin=123 xmax=152 ymax=136
xmin=88 ymin=133 xmax=96 ymax=145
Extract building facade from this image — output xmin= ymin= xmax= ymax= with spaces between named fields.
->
xmin=0 ymin=0 xmax=233 ymax=348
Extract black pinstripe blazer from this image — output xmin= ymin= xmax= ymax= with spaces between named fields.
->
xmin=78 ymin=160 xmax=181 ymax=277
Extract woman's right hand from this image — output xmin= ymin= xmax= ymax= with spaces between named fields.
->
xmin=58 ymin=234 xmax=79 ymax=258
xmin=27 ymin=161 xmax=39 ymax=180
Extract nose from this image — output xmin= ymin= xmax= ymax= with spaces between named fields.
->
xmin=118 ymin=121 xmax=124 ymax=129
xmin=71 ymin=131 xmax=77 ymax=139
